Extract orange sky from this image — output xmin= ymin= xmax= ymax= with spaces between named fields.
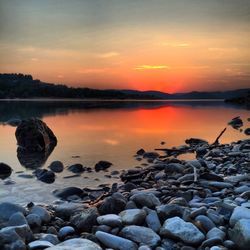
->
xmin=0 ymin=0 xmax=250 ymax=93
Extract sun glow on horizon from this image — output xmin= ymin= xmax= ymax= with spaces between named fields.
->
xmin=134 ymin=65 xmax=170 ymax=70
xmin=0 ymin=0 xmax=249 ymax=92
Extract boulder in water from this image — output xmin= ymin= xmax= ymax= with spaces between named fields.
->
xmin=15 ymin=118 xmax=57 ymax=152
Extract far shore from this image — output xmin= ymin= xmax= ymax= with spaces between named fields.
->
xmin=0 ymin=98 xmax=225 ymax=102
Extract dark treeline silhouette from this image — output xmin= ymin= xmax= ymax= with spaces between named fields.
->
xmin=0 ymin=73 xmax=157 ymax=99
xmin=225 ymin=91 xmax=250 ymax=106
xmin=1 ymin=73 xmax=250 ymax=100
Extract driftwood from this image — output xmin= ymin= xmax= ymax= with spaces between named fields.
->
xmin=212 ymin=127 xmax=227 ymax=145
xmin=193 ymin=166 xmax=198 ymax=183
xmin=155 ymin=147 xmax=193 ymax=158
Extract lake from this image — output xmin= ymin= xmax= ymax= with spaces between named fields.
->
xmin=0 ymin=100 xmax=249 ymax=204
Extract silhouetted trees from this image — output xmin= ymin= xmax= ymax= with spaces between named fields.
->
xmin=0 ymin=73 xmax=156 ymax=99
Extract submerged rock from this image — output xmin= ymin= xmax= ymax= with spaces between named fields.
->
xmin=185 ymin=138 xmax=208 ymax=146
xmin=0 ymin=162 xmax=12 ymax=179
xmin=95 ymin=160 xmax=112 ymax=171
xmin=68 ymin=163 xmax=85 ymax=173
xmin=228 ymin=116 xmax=243 ymax=130
xmin=53 ymin=187 xmax=84 ymax=200
xmin=244 ymin=128 xmax=250 ymax=136
xmin=49 ymin=161 xmax=64 ymax=173
xmin=34 ymin=169 xmax=55 ymax=183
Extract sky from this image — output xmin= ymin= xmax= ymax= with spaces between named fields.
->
xmin=0 ymin=0 xmax=250 ymax=93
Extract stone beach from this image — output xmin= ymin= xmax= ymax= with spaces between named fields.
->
xmin=1 ymin=118 xmax=250 ymax=249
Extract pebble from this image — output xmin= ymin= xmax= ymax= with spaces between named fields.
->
xmin=28 ymin=240 xmax=54 ymax=249
xmin=30 ymin=205 xmax=51 ymax=223
xmin=120 ymin=225 xmax=161 ymax=247
xmin=46 ymin=238 xmax=102 ymax=250
xmin=95 ymin=231 xmax=137 ymax=250
xmin=58 ymin=226 xmax=75 ymax=239
xmin=194 ymin=215 xmax=216 ymax=232
xmin=97 ymin=214 xmax=122 ymax=227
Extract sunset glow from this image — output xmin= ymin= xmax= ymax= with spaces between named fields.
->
xmin=0 ymin=0 xmax=249 ymax=92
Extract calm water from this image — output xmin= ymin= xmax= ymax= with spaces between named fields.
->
xmin=0 ymin=100 xmax=249 ymax=204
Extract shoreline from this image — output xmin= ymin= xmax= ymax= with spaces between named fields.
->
xmin=0 ymin=98 xmax=226 ymax=102
xmin=1 ymin=138 xmax=250 ymax=249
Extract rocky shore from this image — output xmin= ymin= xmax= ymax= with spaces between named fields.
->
xmin=1 ymin=135 xmax=250 ymax=250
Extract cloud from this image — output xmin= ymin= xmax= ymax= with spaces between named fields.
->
xmin=173 ymin=43 xmax=190 ymax=47
xmin=208 ymin=47 xmax=238 ymax=52
xmin=161 ymin=42 xmax=190 ymax=47
xmin=97 ymin=52 xmax=120 ymax=58
xmin=103 ymin=139 xmax=119 ymax=145
xmin=135 ymin=65 xmax=169 ymax=70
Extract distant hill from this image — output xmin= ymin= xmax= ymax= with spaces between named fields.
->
xmin=0 ymin=73 xmax=249 ymax=100
xmin=225 ymin=91 xmax=250 ymax=106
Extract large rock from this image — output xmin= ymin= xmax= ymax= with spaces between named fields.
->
xmin=96 ymin=231 xmax=137 ymax=250
xmin=120 ymin=225 xmax=161 ymax=247
xmin=8 ymin=212 xmax=28 ymax=227
xmin=0 ymin=224 xmax=33 ymax=246
xmin=160 ymin=216 xmax=205 ymax=245
xmin=15 ymin=119 xmax=57 ymax=168
xmin=54 ymin=203 xmax=85 ymax=219
xmin=119 ymin=209 xmax=146 ymax=225
xmin=0 ymin=202 xmax=26 ymax=224
xmin=98 ymin=192 xmax=127 ymax=215
xmin=156 ymin=204 xmax=184 ymax=222
xmin=0 ymin=163 xmax=12 ymax=180
xmin=46 ymin=238 xmax=102 ymax=250
xmin=229 ymin=219 xmax=250 ymax=250
xmin=144 ymin=207 xmax=161 ymax=233
xmin=229 ymin=206 xmax=250 ymax=227
xmin=15 ymin=118 xmax=57 ymax=152
xmin=70 ymin=207 xmax=98 ymax=232
xmin=130 ymin=193 xmax=160 ymax=208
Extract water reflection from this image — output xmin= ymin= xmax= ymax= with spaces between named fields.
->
xmin=0 ymin=99 xmax=247 ymax=124
xmin=17 ymin=144 xmax=56 ymax=169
